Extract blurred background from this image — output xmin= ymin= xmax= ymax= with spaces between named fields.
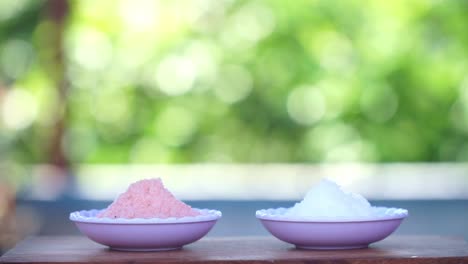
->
xmin=1 ymin=0 xmax=468 ymax=254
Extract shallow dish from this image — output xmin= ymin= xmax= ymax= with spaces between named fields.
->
xmin=70 ymin=208 xmax=221 ymax=251
xmin=256 ymin=207 xmax=408 ymax=250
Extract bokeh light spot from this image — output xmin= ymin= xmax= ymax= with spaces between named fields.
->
xmin=119 ymin=0 xmax=159 ymax=32
xmin=155 ymin=106 xmax=198 ymax=147
xmin=186 ymin=40 xmax=219 ymax=87
xmin=66 ymin=26 xmax=113 ymax=71
xmin=450 ymin=78 xmax=468 ymax=134
xmin=0 ymin=39 xmax=35 ymax=79
xmin=302 ymin=122 xmax=371 ymax=162
xmin=360 ymin=84 xmax=399 ymax=123
xmin=312 ymin=30 xmax=355 ymax=73
xmin=62 ymin=126 xmax=97 ymax=162
xmin=316 ymin=79 xmax=353 ymax=119
xmin=0 ymin=0 xmax=29 ymax=21
xmin=155 ymin=55 xmax=197 ymax=96
xmin=220 ymin=1 xmax=275 ymax=50
xmin=130 ymin=138 xmax=172 ymax=163
xmin=287 ymin=85 xmax=326 ymax=126
xmin=91 ymin=88 xmax=131 ymax=125
xmin=214 ymin=65 xmax=252 ymax=104
xmin=1 ymin=88 xmax=38 ymax=131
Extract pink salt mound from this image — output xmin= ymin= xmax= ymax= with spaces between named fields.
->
xmin=97 ymin=178 xmax=200 ymax=219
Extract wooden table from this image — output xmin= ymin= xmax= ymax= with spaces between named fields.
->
xmin=1 ymin=236 xmax=468 ymax=264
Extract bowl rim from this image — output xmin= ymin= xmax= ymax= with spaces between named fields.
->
xmin=70 ymin=208 xmax=222 ymax=225
xmin=256 ymin=206 xmax=408 ymax=223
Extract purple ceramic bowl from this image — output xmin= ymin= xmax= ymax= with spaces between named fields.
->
xmin=256 ymin=207 xmax=408 ymax=250
xmin=70 ymin=209 xmax=221 ymax=251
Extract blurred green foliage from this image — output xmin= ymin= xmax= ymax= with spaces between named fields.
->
xmin=1 ymin=0 xmax=468 ymax=164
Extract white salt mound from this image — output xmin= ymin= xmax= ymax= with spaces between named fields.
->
xmin=285 ymin=179 xmax=376 ymax=220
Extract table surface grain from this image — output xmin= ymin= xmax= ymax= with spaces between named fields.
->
xmin=1 ymin=236 xmax=468 ymax=264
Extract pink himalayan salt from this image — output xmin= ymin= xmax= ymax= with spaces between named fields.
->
xmin=97 ymin=178 xmax=200 ymax=219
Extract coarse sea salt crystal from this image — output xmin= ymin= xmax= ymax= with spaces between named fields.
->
xmin=97 ymin=178 xmax=200 ymax=219
xmin=285 ymin=179 xmax=376 ymax=220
